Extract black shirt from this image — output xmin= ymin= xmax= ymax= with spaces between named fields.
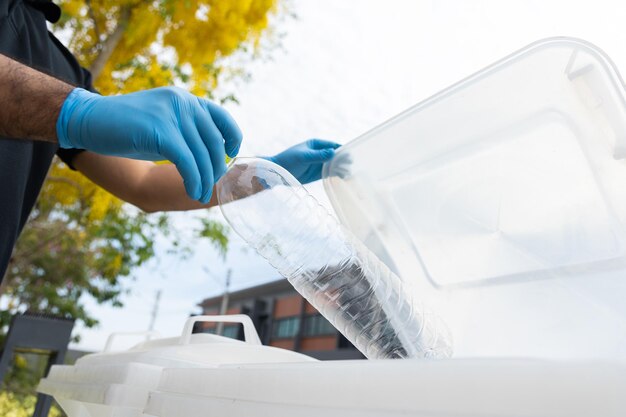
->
xmin=0 ymin=0 xmax=89 ymax=281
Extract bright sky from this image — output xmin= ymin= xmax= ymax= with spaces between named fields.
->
xmin=74 ymin=0 xmax=626 ymax=351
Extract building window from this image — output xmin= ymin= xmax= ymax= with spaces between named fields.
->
xmin=272 ymin=317 xmax=300 ymax=339
xmin=304 ymin=314 xmax=336 ymax=337
xmin=221 ymin=325 xmax=240 ymax=339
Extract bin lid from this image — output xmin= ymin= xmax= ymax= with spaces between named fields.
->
xmin=38 ymin=315 xmax=315 ymax=411
xmin=76 ymin=315 xmax=316 ymax=369
xmin=323 ymin=37 xmax=626 ymax=359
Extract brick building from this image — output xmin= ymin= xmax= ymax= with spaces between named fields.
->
xmin=197 ymin=278 xmax=365 ymax=360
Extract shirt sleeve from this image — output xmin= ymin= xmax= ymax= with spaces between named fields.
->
xmin=56 ymin=148 xmax=84 ymax=170
xmin=55 ymin=66 xmax=100 ymax=170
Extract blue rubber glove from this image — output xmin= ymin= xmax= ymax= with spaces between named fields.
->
xmin=56 ymin=87 xmax=242 ymax=203
xmin=266 ymin=139 xmax=341 ymax=184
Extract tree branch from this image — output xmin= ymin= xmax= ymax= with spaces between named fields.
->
xmin=8 ymin=225 xmax=68 ymax=270
xmin=89 ymin=5 xmax=132 ymax=81
xmin=85 ymin=0 xmax=101 ymax=42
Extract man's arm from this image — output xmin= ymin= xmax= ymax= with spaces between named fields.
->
xmin=72 ymin=152 xmax=216 ymax=213
xmin=0 ymin=54 xmax=72 ymax=142
xmin=1 ymin=52 xmax=243 ymax=203
xmin=71 ymin=139 xmax=341 ymax=213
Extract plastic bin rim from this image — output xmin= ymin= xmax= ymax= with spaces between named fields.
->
xmin=322 ymin=36 xmax=626 ymax=180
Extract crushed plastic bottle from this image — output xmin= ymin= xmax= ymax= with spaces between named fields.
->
xmin=216 ymin=157 xmax=452 ymax=359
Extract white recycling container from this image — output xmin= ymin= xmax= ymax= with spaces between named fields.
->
xmin=323 ymin=37 xmax=626 ymax=360
xmin=39 ymin=37 xmax=626 ymax=417
xmin=38 ymin=315 xmax=314 ymax=417
xmin=38 ymin=316 xmax=626 ymax=417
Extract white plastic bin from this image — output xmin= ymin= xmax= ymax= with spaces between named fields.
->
xmin=39 ymin=317 xmax=626 ymax=417
xmin=38 ymin=315 xmax=314 ymax=417
xmin=324 ymin=37 xmax=626 ymax=359
xmin=40 ymin=37 xmax=626 ymax=417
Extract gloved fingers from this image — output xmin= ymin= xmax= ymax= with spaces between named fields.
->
xmin=302 ymin=148 xmax=336 ymax=163
xmin=162 ymin=133 xmax=204 ymax=201
xmin=195 ymin=108 xmax=228 ymax=182
xmin=331 ymin=152 xmax=353 ymax=175
xmin=203 ymin=100 xmax=243 ymax=158
xmin=306 ymin=166 xmax=323 ymax=184
xmin=180 ymin=117 xmax=216 ymax=203
xmin=306 ymin=139 xmax=341 ymax=150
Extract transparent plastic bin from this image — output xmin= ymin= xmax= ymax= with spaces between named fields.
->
xmin=323 ymin=37 xmax=626 ymax=360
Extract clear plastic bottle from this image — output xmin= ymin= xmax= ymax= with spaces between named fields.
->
xmin=216 ymin=157 xmax=452 ymax=359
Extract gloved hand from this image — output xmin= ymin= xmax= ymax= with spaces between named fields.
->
xmin=265 ymin=139 xmax=340 ymax=184
xmin=56 ymin=86 xmax=242 ymax=203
